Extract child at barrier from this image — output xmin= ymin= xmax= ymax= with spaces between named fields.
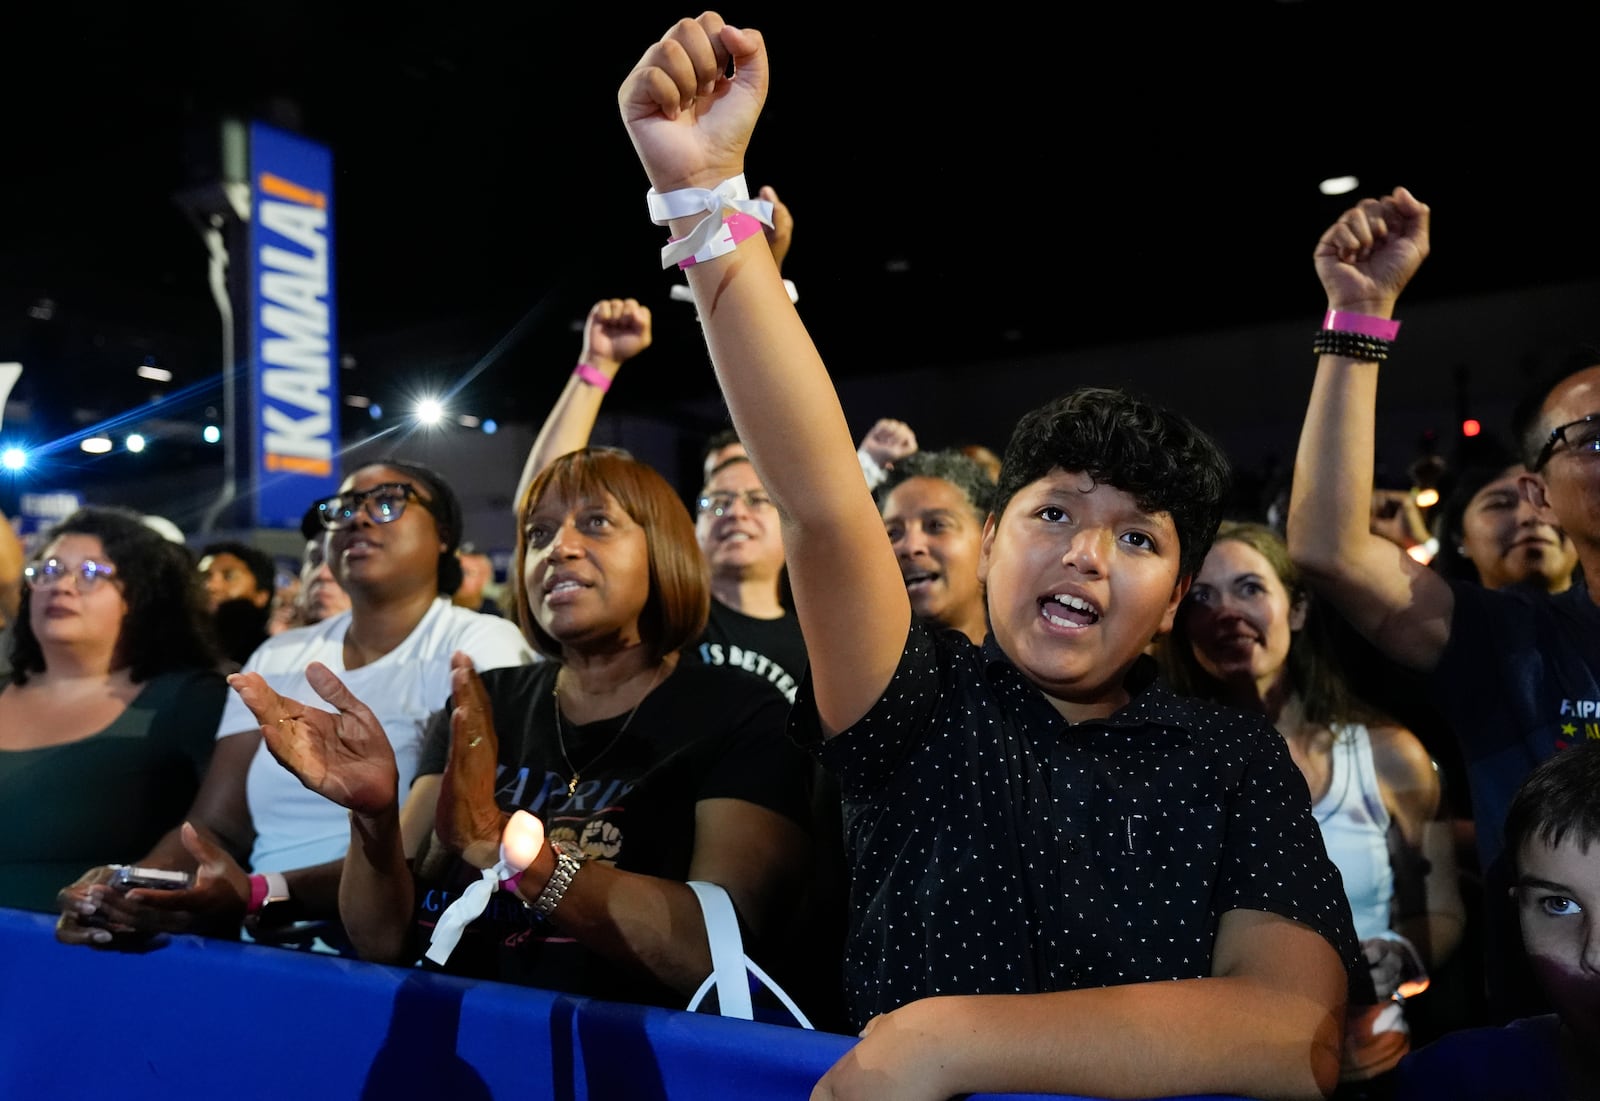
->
xmin=616 ymin=14 xmax=1365 ymax=1099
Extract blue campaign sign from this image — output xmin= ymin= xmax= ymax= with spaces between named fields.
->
xmin=247 ymin=122 xmax=340 ymax=529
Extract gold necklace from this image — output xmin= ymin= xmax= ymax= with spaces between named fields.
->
xmin=553 ymin=663 xmax=665 ymax=797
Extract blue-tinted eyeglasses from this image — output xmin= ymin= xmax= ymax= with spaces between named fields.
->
xmin=312 ymin=482 xmax=438 ymax=531
xmin=24 ymin=557 xmax=119 ymax=592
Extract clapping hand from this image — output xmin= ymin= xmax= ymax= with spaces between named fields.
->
xmin=229 ymin=662 xmax=399 ymax=818
xmin=436 ymin=651 xmax=509 ymax=866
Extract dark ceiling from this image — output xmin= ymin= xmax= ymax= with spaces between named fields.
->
xmin=0 ymin=4 xmax=1593 ymax=502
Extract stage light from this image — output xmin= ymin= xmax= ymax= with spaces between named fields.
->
xmin=482 ymin=419 xmax=498 ymax=435
xmin=81 ymin=437 xmax=113 ymax=454
xmin=202 ymin=425 xmax=221 ymax=444
xmin=1 ymin=448 xmax=26 ymax=471
xmin=416 ymin=398 xmax=444 ymax=426
xmin=1462 ymin=419 xmax=1482 ymax=438
xmin=1415 ymin=488 xmax=1440 ymax=509
xmin=1319 ymin=176 xmax=1359 ymax=196
xmin=126 ymin=434 xmax=146 ymax=453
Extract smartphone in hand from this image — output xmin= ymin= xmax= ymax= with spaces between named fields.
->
xmin=109 ymin=865 xmax=192 ymax=891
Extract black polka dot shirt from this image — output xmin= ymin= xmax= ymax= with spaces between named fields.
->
xmin=793 ymin=625 xmax=1363 ymax=1030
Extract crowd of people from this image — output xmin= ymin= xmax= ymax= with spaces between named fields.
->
xmin=1 ymin=12 xmax=1596 ymax=1101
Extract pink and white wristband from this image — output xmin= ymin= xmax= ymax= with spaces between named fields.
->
xmin=646 ymin=174 xmax=774 ymax=270
xmin=672 ymin=212 xmax=766 ymax=270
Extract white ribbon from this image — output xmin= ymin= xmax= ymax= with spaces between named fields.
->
xmin=646 ymin=175 xmax=773 ymax=269
xmin=424 ymin=858 xmax=514 ymax=965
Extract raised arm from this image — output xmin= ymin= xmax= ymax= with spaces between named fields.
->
xmin=1287 ymin=188 xmax=1452 ymax=673
xmin=619 ymin=14 xmax=908 ymax=735
xmin=515 ymin=298 xmax=654 ymax=508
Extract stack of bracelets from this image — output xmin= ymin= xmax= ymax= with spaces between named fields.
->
xmin=1314 ymin=308 xmax=1401 ymax=360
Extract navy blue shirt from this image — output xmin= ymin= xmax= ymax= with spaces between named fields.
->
xmin=1431 ymin=577 xmax=1600 ymax=872
xmin=792 ymin=625 xmax=1363 ymax=1029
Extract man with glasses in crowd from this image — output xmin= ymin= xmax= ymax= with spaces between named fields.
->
xmin=688 ymin=453 xmax=806 ymax=703
xmin=1288 ymin=185 xmax=1600 ymax=1021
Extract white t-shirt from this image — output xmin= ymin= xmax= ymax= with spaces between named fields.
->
xmin=215 ymin=599 xmax=535 ymax=872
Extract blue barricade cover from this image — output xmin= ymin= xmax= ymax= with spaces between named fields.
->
xmin=0 ymin=908 xmax=1251 ymax=1101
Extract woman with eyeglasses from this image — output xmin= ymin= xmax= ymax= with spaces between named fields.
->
xmin=231 ymin=448 xmax=813 ymax=1009
xmin=0 ymin=508 xmax=226 ymax=911
xmin=54 ymin=461 xmax=533 ymax=946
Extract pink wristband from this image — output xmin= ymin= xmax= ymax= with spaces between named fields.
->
xmin=246 ymin=873 xmax=269 ymax=914
xmin=573 ymin=363 xmax=611 ymax=392
xmin=500 ymin=869 xmax=524 ymax=895
xmin=674 ymin=212 xmax=765 ymax=270
xmin=1323 ymin=309 xmax=1401 ymax=341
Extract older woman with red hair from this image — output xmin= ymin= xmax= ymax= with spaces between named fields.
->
xmin=234 ymin=448 xmax=812 ymax=1008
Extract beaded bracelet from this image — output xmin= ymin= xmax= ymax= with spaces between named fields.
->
xmin=1313 ymin=329 xmax=1393 ymax=362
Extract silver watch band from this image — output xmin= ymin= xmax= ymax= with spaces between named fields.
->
xmin=531 ymin=846 xmax=584 ymax=918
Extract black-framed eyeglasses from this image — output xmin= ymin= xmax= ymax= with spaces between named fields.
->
xmin=312 ymin=482 xmax=437 ymax=531
xmin=24 ymin=557 xmax=119 ymax=592
xmin=695 ymin=489 xmax=774 ymax=517
xmin=1532 ymin=414 xmax=1600 ymax=473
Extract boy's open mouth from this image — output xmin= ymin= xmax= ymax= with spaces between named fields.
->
xmin=1040 ymin=593 xmax=1099 ymax=628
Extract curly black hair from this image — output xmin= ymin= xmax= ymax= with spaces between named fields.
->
xmin=10 ymin=507 xmax=220 ymax=684
xmin=874 ymin=449 xmax=996 ymax=519
xmin=993 ymin=387 xmax=1230 ymax=579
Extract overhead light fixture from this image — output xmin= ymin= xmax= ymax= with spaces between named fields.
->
xmin=125 ymin=433 xmax=147 ymax=453
xmin=81 ymin=437 xmax=113 ymax=454
xmin=136 ymin=365 xmax=174 ymax=383
xmin=1319 ymin=176 xmax=1360 ymax=196
xmin=457 ymin=414 xmax=480 ymax=428
xmin=202 ymin=425 xmax=221 ymax=444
